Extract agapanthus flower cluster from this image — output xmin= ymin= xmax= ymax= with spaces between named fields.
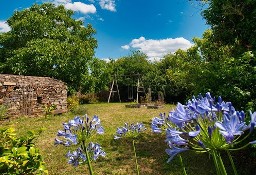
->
xmin=114 ymin=122 xmax=146 ymax=139
xmin=151 ymin=113 xmax=167 ymax=133
xmin=152 ymin=92 xmax=256 ymax=163
xmin=114 ymin=122 xmax=146 ymax=175
xmin=66 ymin=147 xmax=86 ymax=166
xmin=55 ymin=115 xmax=106 ymax=166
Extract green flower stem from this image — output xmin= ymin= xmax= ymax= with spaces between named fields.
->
xmin=179 ymin=155 xmax=187 ymax=175
xmin=227 ymin=150 xmax=238 ymax=175
xmin=195 ymin=120 xmax=210 ymax=139
xmin=211 ymin=150 xmax=227 ymax=175
xmin=83 ymin=141 xmax=94 ymax=175
xmin=234 ymin=130 xmax=251 ymax=145
xmin=212 ymin=150 xmax=221 ymax=175
xmin=216 ymin=151 xmax=227 ymax=175
xmin=132 ymin=140 xmax=140 ymax=175
xmin=229 ymin=142 xmax=250 ymax=151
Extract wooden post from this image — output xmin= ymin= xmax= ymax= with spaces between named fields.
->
xmin=108 ymin=75 xmax=121 ymax=103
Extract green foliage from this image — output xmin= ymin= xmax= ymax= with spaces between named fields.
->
xmin=113 ymin=51 xmax=152 ymax=77
xmin=156 ymin=48 xmax=201 ymax=103
xmin=191 ymin=31 xmax=256 ymax=110
xmin=0 ymin=128 xmax=47 ymax=174
xmin=110 ymin=51 xmax=156 ymax=100
xmin=43 ymin=103 xmax=57 ymax=117
xmin=81 ymin=58 xmax=112 ymax=94
xmin=0 ymin=3 xmax=97 ymax=92
xmin=79 ymin=93 xmax=99 ymax=104
xmin=70 ymin=105 xmax=88 ymax=115
xmin=67 ymin=95 xmax=79 ymax=112
xmin=0 ymin=105 xmax=8 ymax=120
xmin=202 ymin=0 xmax=256 ymax=54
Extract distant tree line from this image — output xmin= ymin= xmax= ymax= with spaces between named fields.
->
xmin=0 ymin=1 xmax=255 ymax=110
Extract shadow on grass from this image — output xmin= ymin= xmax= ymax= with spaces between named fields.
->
xmin=228 ymin=148 xmax=256 ymax=175
xmin=108 ymin=133 xmax=217 ymax=175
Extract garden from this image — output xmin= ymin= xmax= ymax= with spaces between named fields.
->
xmin=1 ymin=94 xmax=256 ymax=175
xmin=1 ymin=0 xmax=256 ymax=174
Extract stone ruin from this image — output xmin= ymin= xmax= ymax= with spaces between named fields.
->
xmin=0 ymin=74 xmax=67 ymax=116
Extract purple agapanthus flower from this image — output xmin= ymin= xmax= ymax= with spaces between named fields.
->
xmin=166 ymin=135 xmax=188 ymax=147
xmin=55 ymin=114 xmax=106 ymax=167
xmin=114 ymin=122 xmax=146 ymax=139
xmin=249 ymin=111 xmax=256 ymax=126
xmin=114 ymin=124 xmax=129 ymax=139
xmin=187 ymin=93 xmax=219 ymax=117
xmin=165 ymin=125 xmax=200 ymax=147
xmin=165 ymin=146 xmax=188 ymax=163
xmin=215 ymin=112 xmax=246 ymax=143
xmin=55 ymin=115 xmax=104 ymax=147
xmin=216 ymin=96 xmax=232 ymax=112
xmin=88 ymin=142 xmax=106 ymax=160
xmin=153 ymin=92 xmax=256 ymax=164
xmin=90 ymin=115 xmax=105 ymax=134
xmin=188 ymin=125 xmax=200 ymax=137
xmin=168 ymin=103 xmax=193 ymax=127
xmin=66 ymin=147 xmax=86 ymax=166
xmin=68 ymin=116 xmax=83 ymax=127
xmin=151 ymin=113 xmax=166 ymax=133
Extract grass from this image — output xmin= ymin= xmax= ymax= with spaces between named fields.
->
xmin=1 ymin=103 xmax=219 ymax=175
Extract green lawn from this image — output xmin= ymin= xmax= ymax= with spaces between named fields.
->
xmin=1 ymin=103 xmax=220 ymax=175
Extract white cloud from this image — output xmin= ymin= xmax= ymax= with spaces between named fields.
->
xmin=0 ymin=21 xmax=11 ymax=33
xmin=76 ymin=17 xmax=85 ymax=22
xmin=65 ymin=2 xmax=96 ymax=14
xmin=121 ymin=45 xmax=130 ymax=50
xmin=102 ymin=58 xmax=111 ymax=63
xmin=99 ymin=0 xmax=116 ymax=12
xmin=121 ymin=36 xmax=193 ymax=60
xmin=44 ymin=1 xmax=96 ymax=15
xmin=45 ymin=0 xmax=71 ymax=5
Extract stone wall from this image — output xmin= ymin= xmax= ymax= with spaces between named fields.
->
xmin=0 ymin=74 xmax=67 ymax=116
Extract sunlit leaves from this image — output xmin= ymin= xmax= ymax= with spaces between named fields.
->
xmin=0 ymin=3 xmax=97 ymax=92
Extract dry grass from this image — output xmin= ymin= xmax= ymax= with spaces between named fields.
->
xmin=1 ymin=103 xmax=216 ymax=175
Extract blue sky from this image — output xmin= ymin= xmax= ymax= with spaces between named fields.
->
xmin=0 ymin=0 xmax=209 ymax=60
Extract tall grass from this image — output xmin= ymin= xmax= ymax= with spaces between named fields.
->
xmin=1 ymin=103 xmax=215 ymax=175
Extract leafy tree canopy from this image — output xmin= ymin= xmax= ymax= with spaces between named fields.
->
xmin=0 ymin=3 xmax=97 ymax=91
xmin=113 ymin=51 xmax=152 ymax=76
xmin=202 ymin=0 xmax=256 ymax=55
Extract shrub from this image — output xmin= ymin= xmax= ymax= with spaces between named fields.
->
xmin=67 ymin=95 xmax=79 ymax=112
xmin=79 ymin=93 xmax=99 ymax=104
xmin=71 ymin=105 xmax=87 ymax=116
xmin=43 ymin=103 xmax=56 ymax=117
xmin=0 ymin=127 xmax=47 ymax=174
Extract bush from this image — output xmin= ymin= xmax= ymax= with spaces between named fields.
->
xmin=67 ymin=95 xmax=79 ymax=112
xmin=79 ymin=93 xmax=99 ymax=104
xmin=43 ymin=103 xmax=56 ymax=117
xmin=0 ymin=127 xmax=47 ymax=174
xmin=70 ymin=105 xmax=87 ymax=116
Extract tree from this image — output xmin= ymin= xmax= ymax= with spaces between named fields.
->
xmin=113 ymin=51 xmax=152 ymax=76
xmin=158 ymin=48 xmax=202 ymax=103
xmin=81 ymin=58 xmax=112 ymax=94
xmin=112 ymin=51 xmax=153 ymax=87
xmin=0 ymin=3 xmax=97 ymax=92
xmin=202 ymin=0 xmax=256 ymax=55
xmin=192 ymin=30 xmax=256 ymax=110
xmin=109 ymin=51 xmax=154 ymax=101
